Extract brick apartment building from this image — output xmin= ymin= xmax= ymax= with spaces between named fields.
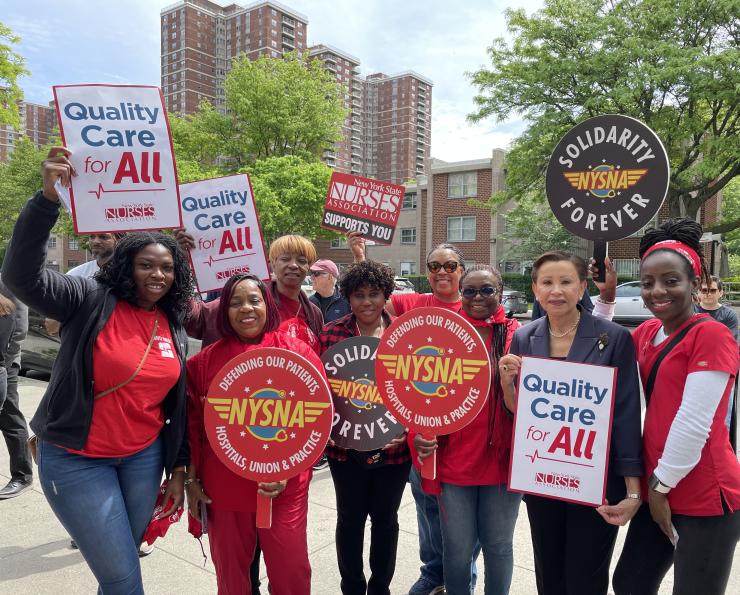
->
xmin=0 ymin=99 xmax=90 ymax=272
xmin=160 ymin=0 xmax=432 ymax=185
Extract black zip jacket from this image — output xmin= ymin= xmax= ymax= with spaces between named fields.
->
xmin=1 ymin=192 xmax=189 ymax=473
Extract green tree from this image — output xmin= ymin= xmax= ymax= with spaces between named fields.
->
xmin=501 ymin=192 xmax=580 ymax=261
xmin=239 ymin=156 xmax=334 ymax=242
xmin=468 ymin=0 xmax=739 ymax=228
xmin=0 ymin=137 xmax=45 ymax=244
xmin=0 ymin=22 xmax=28 ymax=128
xmin=718 ymin=178 xmax=740 ymax=254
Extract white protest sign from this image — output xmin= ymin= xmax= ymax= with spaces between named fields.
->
xmin=180 ymin=174 xmax=269 ymax=292
xmin=53 ymin=84 xmax=181 ymax=233
xmin=509 ymin=356 xmax=616 ymax=506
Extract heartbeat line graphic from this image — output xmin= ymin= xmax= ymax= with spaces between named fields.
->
xmin=525 ymin=449 xmax=595 ymax=468
xmin=203 ymin=253 xmax=256 ymax=267
xmin=87 ymin=184 xmax=166 ymax=199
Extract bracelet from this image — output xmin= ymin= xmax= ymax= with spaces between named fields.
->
xmin=184 ymin=478 xmax=201 ymax=486
xmin=598 ymin=298 xmax=617 ymax=305
xmin=626 ymin=492 xmax=641 ymax=500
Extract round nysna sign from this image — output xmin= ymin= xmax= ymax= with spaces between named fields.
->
xmin=321 ymin=336 xmax=405 ymax=451
xmin=204 ymin=347 xmax=333 ymax=482
xmin=375 ymin=308 xmax=491 ymax=436
xmin=546 ymin=114 xmax=669 ymax=241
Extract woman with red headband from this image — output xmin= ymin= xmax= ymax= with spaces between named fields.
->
xmin=606 ymin=219 xmax=740 ymax=595
xmin=185 ymin=274 xmax=327 ymax=594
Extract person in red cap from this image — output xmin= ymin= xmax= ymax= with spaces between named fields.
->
xmin=309 ymin=258 xmax=351 ymax=323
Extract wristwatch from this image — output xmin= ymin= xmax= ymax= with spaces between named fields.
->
xmin=648 ymin=473 xmax=671 ymax=494
xmin=626 ymin=492 xmax=641 ymax=501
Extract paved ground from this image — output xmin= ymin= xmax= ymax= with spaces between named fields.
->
xmin=1 ymin=377 xmax=738 ymax=594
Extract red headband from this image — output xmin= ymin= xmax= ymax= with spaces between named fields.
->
xmin=642 ymin=240 xmax=702 ymax=277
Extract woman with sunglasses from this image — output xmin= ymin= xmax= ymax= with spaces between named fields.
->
xmin=185 ymin=273 xmax=327 ymax=595
xmin=319 ymin=260 xmax=410 ymax=595
xmin=497 ymin=251 xmax=642 ymax=595
xmin=603 ymin=220 xmax=740 ymax=595
xmin=415 ymin=265 xmax=521 ymax=595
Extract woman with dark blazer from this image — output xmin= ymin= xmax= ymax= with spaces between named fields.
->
xmin=498 ymin=251 xmax=643 ymax=595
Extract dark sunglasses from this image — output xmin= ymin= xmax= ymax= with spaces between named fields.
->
xmin=427 ymin=260 xmax=460 ymax=274
xmin=462 ymin=286 xmax=498 ymax=299
xmin=309 ymin=270 xmax=327 ymax=278
xmin=700 ymin=288 xmax=719 ymax=294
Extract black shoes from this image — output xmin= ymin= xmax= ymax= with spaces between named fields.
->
xmin=0 ymin=478 xmax=33 ymax=500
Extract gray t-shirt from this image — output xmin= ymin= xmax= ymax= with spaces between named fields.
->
xmin=694 ymin=304 xmax=739 ymax=341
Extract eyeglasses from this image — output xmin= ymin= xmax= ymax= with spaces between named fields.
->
xmin=310 ymin=270 xmax=327 ymax=278
xmin=462 ymin=286 xmax=498 ymax=299
xmin=427 ymin=261 xmax=460 ymax=274
xmin=700 ymin=288 xmax=719 ymax=294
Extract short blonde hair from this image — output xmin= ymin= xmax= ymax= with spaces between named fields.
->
xmin=268 ymin=234 xmax=317 ymax=264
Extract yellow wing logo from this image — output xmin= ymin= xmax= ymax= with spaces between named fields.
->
xmin=328 ymin=378 xmax=344 ymax=395
xmin=461 ymin=359 xmax=488 ymax=380
xmin=378 ymin=354 xmax=399 ymax=376
xmin=563 ymin=168 xmax=648 ymax=192
xmin=207 ymin=397 xmax=232 ymax=421
xmin=303 ymin=402 xmax=331 ymax=423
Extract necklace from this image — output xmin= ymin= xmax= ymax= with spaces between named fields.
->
xmin=355 ymin=315 xmax=386 ymax=338
xmin=548 ymin=312 xmax=581 ymax=338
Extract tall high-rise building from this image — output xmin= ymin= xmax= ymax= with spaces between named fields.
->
xmin=0 ymin=100 xmax=55 ymax=162
xmin=160 ymin=0 xmax=308 ymax=114
xmin=160 ymin=0 xmax=432 ymax=184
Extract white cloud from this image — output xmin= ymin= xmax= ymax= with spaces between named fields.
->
xmin=6 ymin=0 xmax=543 ymax=161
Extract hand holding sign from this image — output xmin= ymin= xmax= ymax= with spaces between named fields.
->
xmin=375 ymin=308 xmax=491 ymax=479
xmin=204 ymin=347 xmax=333 ymax=527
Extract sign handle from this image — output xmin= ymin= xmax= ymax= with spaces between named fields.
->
xmin=420 ymin=435 xmax=437 ymax=480
xmin=256 ymin=494 xmax=272 ymax=529
xmin=593 ymin=240 xmax=608 ymax=283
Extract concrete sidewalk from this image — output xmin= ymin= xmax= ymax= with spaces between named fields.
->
xmin=1 ymin=377 xmax=736 ymax=594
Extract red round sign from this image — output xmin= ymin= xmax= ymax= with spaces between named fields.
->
xmin=375 ymin=308 xmax=491 ymax=435
xmin=204 ymin=347 xmax=333 ymax=482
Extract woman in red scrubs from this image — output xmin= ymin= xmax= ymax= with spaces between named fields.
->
xmin=612 ymin=219 xmax=740 ymax=595
xmin=185 ymin=273 xmax=327 ymax=595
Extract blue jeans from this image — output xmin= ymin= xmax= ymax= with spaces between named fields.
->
xmin=409 ymin=467 xmax=481 ymax=588
xmin=38 ymin=438 xmax=164 ymax=595
xmin=439 ymin=483 xmax=522 ymax=595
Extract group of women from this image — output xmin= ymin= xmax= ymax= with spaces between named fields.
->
xmin=1 ymin=147 xmax=738 ymax=595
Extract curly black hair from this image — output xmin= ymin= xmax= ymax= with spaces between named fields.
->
xmin=639 ymin=218 xmax=709 ymax=284
xmin=339 ymin=260 xmax=396 ymax=300
xmin=95 ymin=232 xmax=193 ymax=323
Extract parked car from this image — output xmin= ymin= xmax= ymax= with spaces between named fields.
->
xmin=394 ymin=277 xmax=415 ymax=294
xmin=591 ymin=281 xmax=653 ymax=323
xmin=21 ymin=308 xmax=202 ymax=376
xmin=501 ymin=286 xmax=528 ymax=316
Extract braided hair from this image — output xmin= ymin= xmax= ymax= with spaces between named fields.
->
xmin=460 ymin=264 xmax=507 ymax=448
xmin=639 ymin=218 xmax=710 ymax=285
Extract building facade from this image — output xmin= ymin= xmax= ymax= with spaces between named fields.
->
xmin=0 ymin=100 xmax=55 ymax=162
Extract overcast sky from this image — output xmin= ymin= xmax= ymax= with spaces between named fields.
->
xmin=3 ymin=0 xmax=542 ymax=161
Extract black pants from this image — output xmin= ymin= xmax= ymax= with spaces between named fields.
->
xmin=525 ymin=494 xmax=618 ymax=595
xmin=328 ymin=457 xmax=411 ymax=595
xmin=0 ymin=364 xmax=33 ymax=482
xmin=613 ymin=502 xmax=740 ymax=595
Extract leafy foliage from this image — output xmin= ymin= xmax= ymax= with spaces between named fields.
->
xmin=468 ymin=0 xmax=739 ymax=227
xmin=0 ymin=22 xmax=28 ymax=128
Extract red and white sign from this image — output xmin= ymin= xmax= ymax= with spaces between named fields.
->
xmin=509 ymin=356 xmax=616 ymax=506
xmin=180 ymin=174 xmax=269 ymax=293
xmin=375 ymin=308 xmax=491 ymax=477
xmin=204 ymin=348 xmax=333 ymax=483
xmin=53 ymin=84 xmax=181 ymax=233
xmin=320 ymin=172 xmax=404 ymax=244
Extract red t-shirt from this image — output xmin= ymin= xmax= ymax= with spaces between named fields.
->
xmin=69 ymin=301 xmax=181 ymax=458
xmin=391 ymin=292 xmax=462 ymax=316
xmin=277 ymin=295 xmax=320 ymax=354
xmin=633 ymin=314 xmax=740 ymax=515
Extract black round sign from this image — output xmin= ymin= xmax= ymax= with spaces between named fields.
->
xmin=321 ymin=336 xmax=405 ymax=451
xmin=545 ymin=114 xmax=669 ymax=241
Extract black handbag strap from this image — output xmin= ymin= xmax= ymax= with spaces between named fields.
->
xmin=645 ymin=317 xmax=709 ymax=404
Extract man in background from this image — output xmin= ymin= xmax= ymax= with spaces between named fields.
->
xmin=309 ymin=259 xmax=350 ymax=323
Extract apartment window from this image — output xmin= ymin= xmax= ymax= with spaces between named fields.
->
xmin=68 ymin=238 xmax=79 ymax=250
xmin=47 ymin=236 xmax=57 ymax=249
xmin=401 ymin=228 xmax=417 ymax=245
xmin=613 ymin=259 xmax=640 ymax=277
xmin=400 ymin=261 xmax=417 ymax=276
xmin=67 ymin=260 xmax=80 ymax=270
xmin=330 ymin=238 xmax=348 ymax=249
xmin=449 ymin=173 xmax=477 ymax=198
xmin=447 ymin=216 xmax=476 ymax=242
xmin=402 ymin=192 xmax=417 ymax=209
